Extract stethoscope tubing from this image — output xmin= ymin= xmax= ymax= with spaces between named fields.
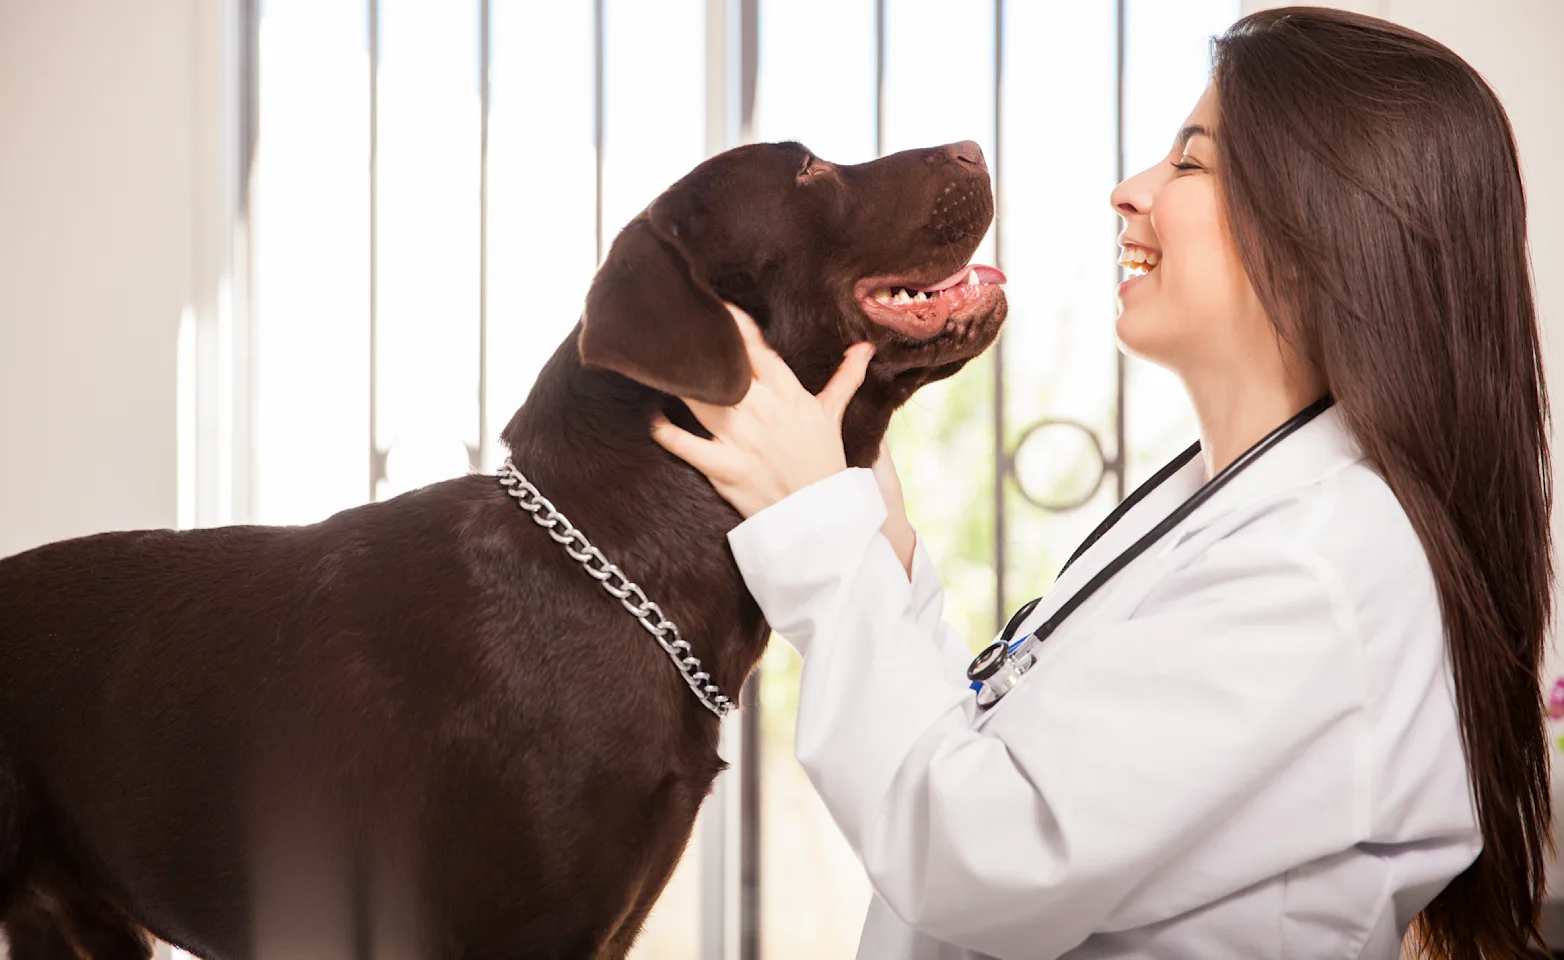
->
xmin=968 ymin=395 xmax=1336 ymax=708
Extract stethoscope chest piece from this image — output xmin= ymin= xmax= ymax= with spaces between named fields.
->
xmin=968 ymin=639 xmax=1037 ymax=709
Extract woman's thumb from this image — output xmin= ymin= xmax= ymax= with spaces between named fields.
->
xmin=819 ymin=342 xmax=875 ymax=423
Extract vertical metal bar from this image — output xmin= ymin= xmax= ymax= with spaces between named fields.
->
xmin=478 ymin=0 xmax=491 ymax=471
xmin=593 ymin=0 xmax=606 ymax=264
xmin=735 ymin=0 xmax=761 ymax=951
xmin=739 ymin=676 xmax=760 ymax=960
xmin=992 ymin=0 xmax=1006 ymax=631
xmin=368 ymin=0 xmax=381 ymax=502
xmin=738 ymin=0 xmax=758 ymax=140
xmin=703 ymin=0 xmax=731 ymax=156
xmin=1114 ymin=0 xmax=1127 ymax=500
xmin=237 ymin=0 xmax=261 ymax=524
xmin=700 ymin=6 xmax=737 ymax=950
xmin=701 ymin=717 xmax=742 ymax=960
xmin=238 ymin=0 xmax=258 ymax=220
xmin=874 ymin=0 xmax=885 ymax=157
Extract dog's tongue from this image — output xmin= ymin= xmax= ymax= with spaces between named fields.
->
xmin=914 ymin=264 xmax=1007 ymax=293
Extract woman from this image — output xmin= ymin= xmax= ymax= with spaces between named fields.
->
xmin=652 ymin=8 xmax=1550 ymax=958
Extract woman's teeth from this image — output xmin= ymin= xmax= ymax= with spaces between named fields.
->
xmin=1118 ymin=246 xmax=1161 ymax=275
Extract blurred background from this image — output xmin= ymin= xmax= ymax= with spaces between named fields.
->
xmin=1 ymin=0 xmax=1561 ymax=957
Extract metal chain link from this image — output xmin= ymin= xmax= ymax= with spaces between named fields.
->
xmin=496 ymin=459 xmax=734 ymax=718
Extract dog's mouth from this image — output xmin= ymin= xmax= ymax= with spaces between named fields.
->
xmin=853 ymin=264 xmax=1007 ymax=342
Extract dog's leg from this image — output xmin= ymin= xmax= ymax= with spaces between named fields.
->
xmin=1 ymin=884 xmax=153 ymax=960
xmin=0 ymin=751 xmax=151 ymax=960
xmin=0 ymin=750 xmax=23 ymax=920
xmin=0 ymin=748 xmax=48 ymax=960
xmin=1 ymin=898 xmax=78 ymax=960
xmin=598 ymin=905 xmax=651 ymax=960
xmin=597 ymin=782 xmax=710 ymax=960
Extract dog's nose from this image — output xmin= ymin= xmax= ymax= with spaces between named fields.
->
xmin=947 ymin=140 xmax=987 ymax=173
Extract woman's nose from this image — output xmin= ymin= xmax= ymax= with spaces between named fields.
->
xmin=1110 ymin=170 xmax=1153 ymax=219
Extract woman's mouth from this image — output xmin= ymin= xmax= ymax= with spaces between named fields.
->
xmin=1118 ymin=245 xmax=1161 ymax=275
xmin=1117 ymin=244 xmax=1160 ymax=300
xmin=856 ymin=264 xmax=1007 ymax=340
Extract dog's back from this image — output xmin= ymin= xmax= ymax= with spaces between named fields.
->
xmin=0 ymin=521 xmax=293 ymax=958
xmin=0 ymin=476 xmax=722 ymax=959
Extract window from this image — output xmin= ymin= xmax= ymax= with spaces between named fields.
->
xmin=226 ymin=1 xmax=1239 ymax=957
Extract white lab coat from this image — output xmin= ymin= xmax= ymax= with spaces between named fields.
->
xmin=726 ymin=406 xmax=1480 ymax=960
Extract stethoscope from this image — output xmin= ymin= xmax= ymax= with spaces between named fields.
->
xmin=967 ymin=395 xmax=1335 ymax=709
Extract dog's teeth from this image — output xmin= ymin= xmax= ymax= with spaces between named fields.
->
xmin=968 ymin=269 xmax=981 ymax=286
xmin=872 ymin=288 xmax=893 ymax=303
xmin=912 ymin=291 xmax=928 ymax=302
xmin=892 ymin=289 xmax=912 ymax=304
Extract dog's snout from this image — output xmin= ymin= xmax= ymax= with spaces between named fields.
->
xmin=928 ymin=140 xmax=995 ymax=246
xmin=947 ymin=140 xmax=987 ymax=173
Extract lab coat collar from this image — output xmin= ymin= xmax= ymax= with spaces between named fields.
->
xmin=1173 ymin=402 xmax=1364 ymax=545
xmin=1045 ymin=403 xmax=1362 ymax=606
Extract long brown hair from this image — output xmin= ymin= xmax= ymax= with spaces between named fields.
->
xmin=1211 ymin=8 xmax=1552 ymax=957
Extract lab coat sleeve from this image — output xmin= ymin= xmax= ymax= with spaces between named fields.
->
xmin=727 ymin=469 xmax=977 ymax=839
xmin=907 ymin=531 xmax=983 ymax=692
xmin=729 ymin=477 xmax=1367 ymax=960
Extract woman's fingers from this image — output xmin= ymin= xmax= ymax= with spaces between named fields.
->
xmin=651 ymin=305 xmax=864 ymax=519
xmin=650 ymin=415 xmax=731 ymax=478
xmin=818 ymin=342 xmax=876 ymax=424
xmin=724 ymin=302 xmax=873 ymax=426
xmin=681 ymin=395 xmax=736 ymax=437
xmin=727 ymin=304 xmax=790 ymax=380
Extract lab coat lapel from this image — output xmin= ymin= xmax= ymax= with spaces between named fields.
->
xmin=1024 ymin=405 xmax=1361 ymax=628
xmin=972 ymin=405 xmax=1364 ymax=731
xmin=1169 ymin=405 xmax=1362 ymax=546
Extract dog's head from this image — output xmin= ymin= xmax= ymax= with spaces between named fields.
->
xmin=577 ymin=140 xmax=1007 ymax=416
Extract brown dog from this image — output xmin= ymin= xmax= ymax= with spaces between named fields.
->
xmin=0 ymin=139 xmax=1006 ymax=960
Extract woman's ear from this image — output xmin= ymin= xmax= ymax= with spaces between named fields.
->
xmin=578 ymin=213 xmax=752 ymax=406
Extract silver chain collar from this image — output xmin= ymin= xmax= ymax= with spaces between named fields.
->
xmin=496 ymin=459 xmax=735 ymax=718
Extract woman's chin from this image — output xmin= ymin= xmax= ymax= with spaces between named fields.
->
xmin=1114 ymin=309 xmax=1174 ymax=368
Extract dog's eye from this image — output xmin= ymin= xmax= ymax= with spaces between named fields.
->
xmin=799 ymin=156 xmax=815 ymax=177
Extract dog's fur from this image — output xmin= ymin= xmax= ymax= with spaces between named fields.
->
xmin=0 ymin=140 xmax=1005 ymax=959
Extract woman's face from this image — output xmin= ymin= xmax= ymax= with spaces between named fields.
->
xmin=1109 ymin=84 xmax=1267 ymax=375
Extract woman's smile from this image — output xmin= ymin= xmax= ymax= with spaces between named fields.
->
xmin=1116 ymin=240 xmax=1162 ymax=299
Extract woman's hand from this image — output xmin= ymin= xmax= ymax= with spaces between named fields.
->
xmin=650 ymin=304 xmax=876 ymax=519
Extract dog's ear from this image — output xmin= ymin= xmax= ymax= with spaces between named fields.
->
xmin=578 ymin=210 xmax=752 ymax=406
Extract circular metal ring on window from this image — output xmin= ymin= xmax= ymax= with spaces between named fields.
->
xmin=1007 ymin=418 xmax=1112 ymax=512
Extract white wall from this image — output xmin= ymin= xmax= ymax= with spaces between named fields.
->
xmin=0 ymin=0 xmax=199 ymax=557
xmin=1241 ymin=0 xmax=1564 ymax=917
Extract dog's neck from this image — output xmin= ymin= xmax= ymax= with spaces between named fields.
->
xmin=503 ymin=327 xmax=893 ymax=486
xmin=496 ymin=329 xmax=896 ymax=706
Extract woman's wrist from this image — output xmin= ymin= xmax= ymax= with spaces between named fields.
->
xmin=868 ymin=439 xmax=915 ymax=578
xmin=881 ymin=516 xmax=917 ymax=579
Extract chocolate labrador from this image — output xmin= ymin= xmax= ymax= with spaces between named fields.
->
xmin=0 ymin=139 xmax=1007 ymax=959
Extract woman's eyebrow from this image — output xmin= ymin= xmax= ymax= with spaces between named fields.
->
xmin=1178 ymin=124 xmax=1215 ymax=149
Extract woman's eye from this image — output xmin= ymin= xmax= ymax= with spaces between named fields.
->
xmin=1171 ymin=160 xmax=1204 ymax=172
